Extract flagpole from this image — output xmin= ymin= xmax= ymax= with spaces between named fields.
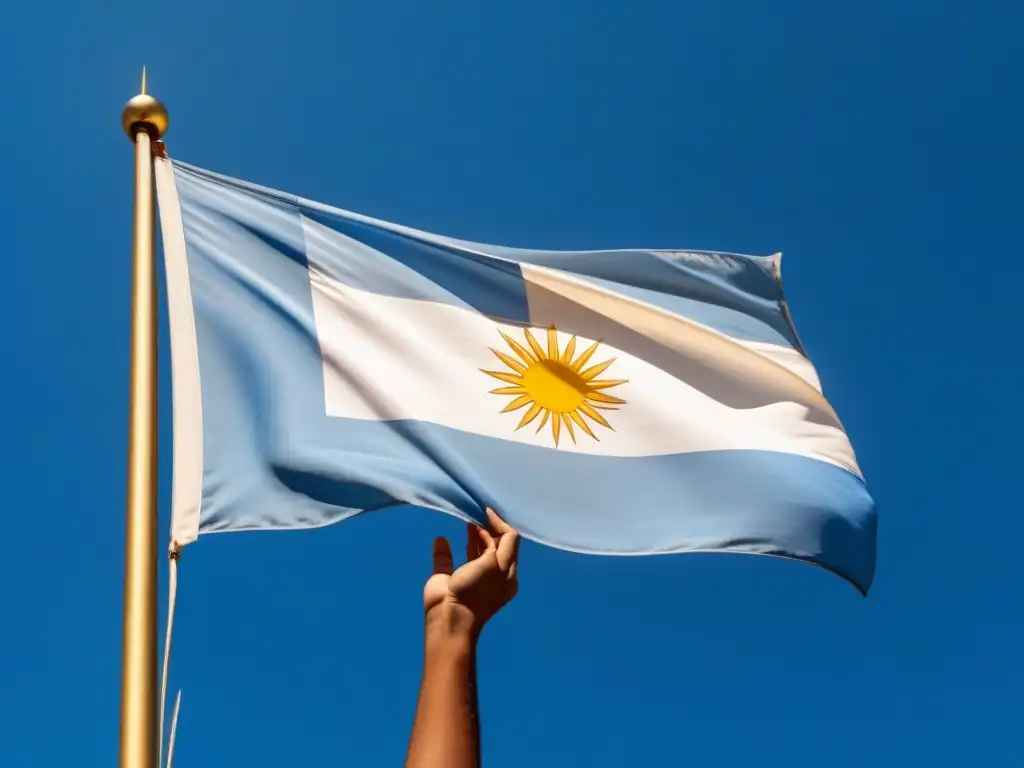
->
xmin=119 ymin=69 xmax=168 ymax=768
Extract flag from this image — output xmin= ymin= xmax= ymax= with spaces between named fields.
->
xmin=155 ymin=157 xmax=876 ymax=593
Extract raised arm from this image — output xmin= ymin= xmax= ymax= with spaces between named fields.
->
xmin=405 ymin=509 xmax=520 ymax=768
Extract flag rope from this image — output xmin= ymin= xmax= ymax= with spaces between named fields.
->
xmin=158 ymin=549 xmax=181 ymax=768
xmin=166 ymin=691 xmax=182 ymax=768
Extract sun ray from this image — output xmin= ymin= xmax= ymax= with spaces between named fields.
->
xmin=523 ymin=328 xmax=546 ymax=360
xmin=547 ymin=326 xmax=559 ymax=360
xmin=588 ymin=379 xmax=628 ymax=391
xmin=559 ymin=335 xmax=577 ymax=364
xmin=501 ymin=394 xmax=534 ymax=413
xmin=585 ymin=391 xmax=626 ymax=405
xmin=536 ymin=409 xmax=551 ymax=433
xmin=561 ymin=413 xmax=577 ymax=443
xmin=551 ymin=414 xmax=562 ymax=446
xmin=490 ymin=348 xmax=527 ymax=374
xmin=579 ymin=402 xmax=613 ymax=429
xmin=571 ymin=340 xmax=601 ymax=372
xmin=581 ymin=358 xmax=616 ymax=381
xmin=568 ymin=410 xmax=597 ymax=440
xmin=482 ymin=369 xmax=524 ymax=386
xmin=499 ymin=331 xmax=536 ymax=364
xmin=517 ymin=402 xmax=543 ymax=430
xmin=490 ymin=386 xmax=526 ymax=395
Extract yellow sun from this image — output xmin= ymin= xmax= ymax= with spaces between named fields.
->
xmin=482 ymin=327 xmax=627 ymax=447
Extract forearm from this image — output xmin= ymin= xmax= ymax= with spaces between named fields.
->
xmin=405 ymin=625 xmax=480 ymax=768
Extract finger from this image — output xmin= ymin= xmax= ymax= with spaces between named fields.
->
xmin=487 ymin=509 xmax=520 ymax=572
xmin=486 ymin=507 xmax=514 ymax=535
xmin=432 ymin=537 xmax=454 ymax=576
xmin=477 ymin=525 xmax=497 ymax=552
xmin=496 ymin=529 xmax=520 ymax=573
xmin=466 ymin=523 xmax=483 ymax=561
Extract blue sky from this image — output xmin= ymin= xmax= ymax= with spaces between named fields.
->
xmin=1 ymin=1 xmax=1021 ymax=765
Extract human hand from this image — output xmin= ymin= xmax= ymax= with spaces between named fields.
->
xmin=423 ymin=508 xmax=520 ymax=642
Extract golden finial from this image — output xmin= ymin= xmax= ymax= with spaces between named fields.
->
xmin=122 ymin=66 xmax=169 ymax=139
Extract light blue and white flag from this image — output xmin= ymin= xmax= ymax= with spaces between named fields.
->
xmin=155 ymin=158 xmax=876 ymax=593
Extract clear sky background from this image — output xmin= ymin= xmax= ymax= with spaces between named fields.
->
xmin=1 ymin=1 xmax=1021 ymax=765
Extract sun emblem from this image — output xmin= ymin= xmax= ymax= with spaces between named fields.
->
xmin=482 ymin=327 xmax=627 ymax=447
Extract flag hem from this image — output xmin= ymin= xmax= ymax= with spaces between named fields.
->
xmin=155 ymin=155 xmax=204 ymax=549
xmin=769 ymin=252 xmax=811 ymax=359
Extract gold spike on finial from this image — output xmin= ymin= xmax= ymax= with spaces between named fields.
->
xmin=141 ymin=65 xmax=147 ymax=95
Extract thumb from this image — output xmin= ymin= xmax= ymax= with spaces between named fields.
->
xmin=432 ymin=536 xmax=454 ymax=576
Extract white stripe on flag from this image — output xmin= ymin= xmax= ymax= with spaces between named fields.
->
xmin=311 ymin=268 xmax=859 ymax=473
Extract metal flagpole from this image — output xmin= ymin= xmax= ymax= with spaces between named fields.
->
xmin=119 ymin=68 xmax=169 ymax=768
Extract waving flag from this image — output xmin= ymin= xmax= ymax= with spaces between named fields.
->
xmin=155 ymin=157 xmax=876 ymax=593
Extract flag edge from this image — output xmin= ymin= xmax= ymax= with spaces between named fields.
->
xmin=156 ymin=155 xmax=204 ymax=550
